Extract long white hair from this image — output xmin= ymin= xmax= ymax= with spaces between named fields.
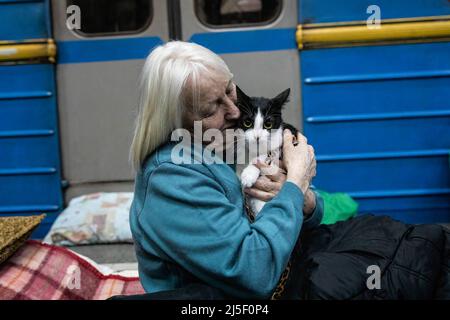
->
xmin=130 ymin=41 xmax=233 ymax=171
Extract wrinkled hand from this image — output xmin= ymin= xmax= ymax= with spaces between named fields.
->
xmin=243 ymin=161 xmax=286 ymax=202
xmin=244 ymin=160 xmax=317 ymax=217
xmin=283 ymin=130 xmax=316 ymax=194
xmin=302 ymin=188 xmax=317 ymax=217
xmin=243 ymin=130 xmax=317 ymax=217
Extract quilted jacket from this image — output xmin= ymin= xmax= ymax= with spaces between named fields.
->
xmin=282 ymin=214 xmax=450 ymax=300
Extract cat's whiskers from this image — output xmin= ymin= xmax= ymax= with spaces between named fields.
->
xmin=237 ymin=101 xmax=253 ymax=115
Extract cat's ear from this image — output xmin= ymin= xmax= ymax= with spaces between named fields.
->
xmin=271 ymin=88 xmax=290 ymax=109
xmin=236 ymin=85 xmax=251 ymax=104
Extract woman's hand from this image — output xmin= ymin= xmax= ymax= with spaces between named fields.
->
xmin=244 ymin=130 xmax=317 ymax=215
xmin=282 ymin=130 xmax=316 ymax=194
xmin=302 ymin=188 xmax=317 ymax=217
xmin=244 ymin=159 xmax=317 ymax=218
xmin=243 ymin=161 xmax=287 ymax=202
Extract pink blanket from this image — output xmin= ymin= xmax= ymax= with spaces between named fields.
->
xmin=0 ymin=240 xmax=144 ymax=300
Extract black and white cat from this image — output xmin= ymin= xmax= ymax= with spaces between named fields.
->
xmin=235 ymin=86 xmax=298 ymax=216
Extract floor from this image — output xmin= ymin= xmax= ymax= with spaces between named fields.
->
xmin=69 ymin=243 xmax=137 ymax=264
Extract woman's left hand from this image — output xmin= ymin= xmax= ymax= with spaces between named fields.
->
xmin=243 ymin=160 xmax=316 ymax=217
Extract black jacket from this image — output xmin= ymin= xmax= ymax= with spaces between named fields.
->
xmin=282 ymin=214 xmax=450 ymax=300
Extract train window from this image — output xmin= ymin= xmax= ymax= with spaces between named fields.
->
xmin=66 ymin=0 xmax=152 ymax=36
xmin=195 ymin=0 xmax=282 ymax=28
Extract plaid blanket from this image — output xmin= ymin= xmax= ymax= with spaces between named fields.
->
xmin=0 ymin=240 xmax=144 ymax=300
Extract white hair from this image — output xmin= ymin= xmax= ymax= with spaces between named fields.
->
xmin=130 ymin=41 xmax=233 ymax=171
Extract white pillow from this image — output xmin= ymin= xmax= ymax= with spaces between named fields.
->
xmin=43 ymin=192 xmax=133 ymax=246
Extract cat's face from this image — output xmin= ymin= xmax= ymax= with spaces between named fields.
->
xmin=236 ymin=86 xmax=290 ymax=150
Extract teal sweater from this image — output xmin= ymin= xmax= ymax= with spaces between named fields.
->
xmin=130 ymin=142 xmax=324 ymax=299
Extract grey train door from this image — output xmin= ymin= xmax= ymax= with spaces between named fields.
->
xmin=178 ymin=0 xmax=302 ymax=131
xmin=51 ymin=1 xmax=169 ymax=200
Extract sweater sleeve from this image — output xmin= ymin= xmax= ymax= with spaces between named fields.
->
xmin=136 ymin=162 xmax=304 ymax=299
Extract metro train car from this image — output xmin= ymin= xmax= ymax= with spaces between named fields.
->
xmin=1 ymin=0 xmax=450 ymax=240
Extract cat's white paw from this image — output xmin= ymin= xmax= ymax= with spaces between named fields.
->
xmin=241 ymin=165 xmax=260 ymax=188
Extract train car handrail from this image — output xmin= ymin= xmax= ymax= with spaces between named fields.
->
xmin=0 ymin=39 xmax=56 ymax=63
xmin=297 ymin=15 xmax=450 ymax=49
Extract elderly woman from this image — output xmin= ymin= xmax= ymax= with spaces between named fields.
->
xmin=129 ymin=41 xmax=323 ymax=299
xmin=128 ymin=41 xmax=449 ymax=301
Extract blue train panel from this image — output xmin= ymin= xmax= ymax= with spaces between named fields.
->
xmin=0 ymin=0 xmax=50 ymax=41
xmin=0 ymin=136 xmax=60 ymax=169
xmin=300 ymin=0 xmax=450 ymax=24
xmin=306 ymin=116 xmax=450 ymax=155
xmin=0 ymin=63 xmax=63 ymax=237
xmin=301 ymin=42 xmax=450 ymax=80
xmin=316 ymin=156 xmax=450 ymax=193
xmin=357 ymin=195 xmax=450 ymax=224
xmin=303 ymin=78 xmax=450 ymax=118
xmin=0 ymin=174 xmax=62 ymax=208
xmin=301 ymin=41 xmax=450 ymax=223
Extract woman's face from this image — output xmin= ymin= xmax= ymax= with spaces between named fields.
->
xmin=183 ymin=71 xmax=240 ymax=132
